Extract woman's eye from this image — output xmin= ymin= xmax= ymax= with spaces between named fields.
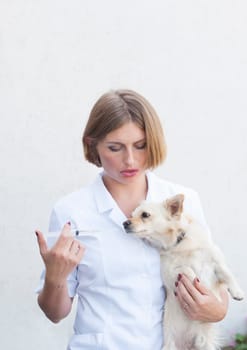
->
xmin=108 ymin=146 xmax=121 ymax=152
xmin=135 ymin=142 xmax=146 ymax=150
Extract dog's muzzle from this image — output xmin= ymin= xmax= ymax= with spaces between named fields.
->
xmin=123 ymin=220 xmax=132 ymax=233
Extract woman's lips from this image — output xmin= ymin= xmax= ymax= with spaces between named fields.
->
xmin=120 ymin=169 xmax=139 ymax=177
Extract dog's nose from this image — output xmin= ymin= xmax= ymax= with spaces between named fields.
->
xmin=123 ymin=220 xmax=132 ymax=229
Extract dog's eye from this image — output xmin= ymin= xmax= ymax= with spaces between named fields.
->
xmin=141 ymin=212 xmax=150 ymax=219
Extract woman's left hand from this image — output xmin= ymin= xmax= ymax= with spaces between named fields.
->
xmin=175 ymin=274 xmax=229 ymax=322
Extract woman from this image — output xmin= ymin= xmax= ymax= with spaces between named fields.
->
xmin=36 ymin=89 xmax=228 ymax=350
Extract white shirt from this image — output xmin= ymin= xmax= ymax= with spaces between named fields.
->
xmin=38 ymin=171 xmax=210 ymax=350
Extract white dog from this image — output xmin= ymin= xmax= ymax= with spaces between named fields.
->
xmin=123 ymin=194 xmax=244 ymax=350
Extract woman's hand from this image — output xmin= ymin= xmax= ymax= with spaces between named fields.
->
xmin=35 ymin=223 xmax=85 ymax=323
xmin=175 ymin=274 xmax=229 ymax=322
xmin=36 ymin=223 xmax=85 ymax=285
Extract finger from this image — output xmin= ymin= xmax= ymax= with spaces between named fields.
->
xmin=61 ymin=222 xmax=73 ymax=237
xmin=178 ymin=274 xmax=203 ymax=303
xmin=77 ymin=244 xmax=85 ymax=261
xmin=55 ymin=223 xmax=73 ymax=249
xmin=69 ymin=240 xmax=81 ymax=254
xmin=176 ymin=279 xmax=195 ymax=307
xmin=69 ymin=241 xmax=85 ymax=265
xmin=35 ymin=230 xmax=48 ymax=255
xmin=193 ymin=277 xmax=210 ymax=295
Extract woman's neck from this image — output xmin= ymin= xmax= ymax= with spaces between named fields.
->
xmin=102 ymin=173 xmax=148 ymax=218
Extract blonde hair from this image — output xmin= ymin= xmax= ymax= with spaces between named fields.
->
xmin=82 ymin=89 xmax=167 ymax=169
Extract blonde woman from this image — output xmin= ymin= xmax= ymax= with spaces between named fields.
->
xmin=36 ymin=89 xmax=228 ymax=350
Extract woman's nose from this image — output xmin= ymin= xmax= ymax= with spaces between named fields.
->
xmin=124 ymin=149 xmax=134 ymax=165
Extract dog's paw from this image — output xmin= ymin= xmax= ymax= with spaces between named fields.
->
xmin=174 ymin=267 xmax=196 ymax=282
xmin=229 ymin=287 xmax=245 ymax=301
xmin=182 ymin=270 xmax=196 ymax=282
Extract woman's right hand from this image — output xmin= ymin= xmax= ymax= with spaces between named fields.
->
xmin=35 ymin=223 xmax=85 ymax=284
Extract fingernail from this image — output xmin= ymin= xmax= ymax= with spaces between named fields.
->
xmin=67 ymin=221 xmax=71 ymax=226
xmin=175 ymin=281 xmax=178 ymax=287
xmin=196 ymin=277 xmax=200 ymax=283
xmin=177 ymin=274 xmax=182 ymax=281
xmin=174 ymin=291 xmax=177 ymax=297
xmin=35 ymin=231 xmax=38 ymax=236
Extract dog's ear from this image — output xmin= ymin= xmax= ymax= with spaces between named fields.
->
xmin=164 ymin=194 xmax=184 ymax=218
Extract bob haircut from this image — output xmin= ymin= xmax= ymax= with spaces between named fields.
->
xmin=82 ymin=89 xmax=167 ymax=169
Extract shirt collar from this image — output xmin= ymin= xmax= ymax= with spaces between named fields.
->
xmin=92 ymin=171 xmax=158 ymax=213
xmin=92 ymin=172 xmax=117 ymax=214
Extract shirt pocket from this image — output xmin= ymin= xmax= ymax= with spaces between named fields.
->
xmin=76 ymin=233 xmax=104 ymax=290
xmin=68 ymin=332 xmax=104 ymax=350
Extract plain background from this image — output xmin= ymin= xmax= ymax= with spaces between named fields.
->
xmin=1 ymin=1 xmax=247 ymax=348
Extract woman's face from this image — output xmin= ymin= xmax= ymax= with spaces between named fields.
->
xmin=96 ymin=122 xmax=148 ymax=186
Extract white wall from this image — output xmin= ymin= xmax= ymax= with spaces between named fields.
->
xmin=1 ymin=1 xmax=247 ymax=348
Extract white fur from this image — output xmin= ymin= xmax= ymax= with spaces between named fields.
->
xmin=123 ymin=194 xmax=244 ymax=350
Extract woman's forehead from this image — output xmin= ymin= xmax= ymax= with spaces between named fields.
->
xmin=103 ymin=122 xmax=145 ymax=143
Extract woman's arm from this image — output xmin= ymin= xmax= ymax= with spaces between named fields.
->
xmin=36 ymin=223 xmax=85 ymax=323
xmin=175 ymin=274 xmax=229 ymax=322
xmin=37 ymin=275 xmax=73 ymax=323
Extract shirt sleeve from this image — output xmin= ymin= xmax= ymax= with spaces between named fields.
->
xmin=36 ymin=206 xmax=79 ymax=298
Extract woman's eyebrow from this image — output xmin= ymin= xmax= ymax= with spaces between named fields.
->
xmin=106 ymin=138 xmax=146 ymax=144
xmin=134 ymin=138 xmax=146 ymax=143
xmin=105 ymin=141 xmax=123 ymax=145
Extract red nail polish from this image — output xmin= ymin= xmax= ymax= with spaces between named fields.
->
xmin=35 ymin=231 xmax=38 ymax=236
xmin=196 ymin=277 xmax=200 ymax=283
xmin=177 ymin=274 xmax=182 ymax=281
xmin=67 ymin=221 xmax=71 ymax=226
xmin=174 ymin=291 xmax=177 ymax=296
xmin=175 ymin=281 xmax=178 ymax=287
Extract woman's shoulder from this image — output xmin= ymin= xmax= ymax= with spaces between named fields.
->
xmin=148 ymin=171 xmax=199 ymax=199
xmin=52 ymin=181 xmax=95 ymax=213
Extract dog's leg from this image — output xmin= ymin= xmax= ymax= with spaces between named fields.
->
xmin=174 ymin=266 xmax=196 ymax=281
xmin=192 ymin=344 xmax=218 ymax=350
xmin=162 ymin=341 xmax=177 ymax=350
xmin=162 ymin=335 xmax=177 ymax=350
xmin=162 ymin=294 xmax=188 ymax=350
xmin=215 ymin=264 xmax=244 ymax=300
xmin=192 ymin=341 xmax=219 ymax=350
xmin=211 ymin=247 xmax=244 ymax=300
xmin=193 ymin=325 xmax=220 ymax=350
xmin=162 ymin=307 xmax=178 ymax=350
